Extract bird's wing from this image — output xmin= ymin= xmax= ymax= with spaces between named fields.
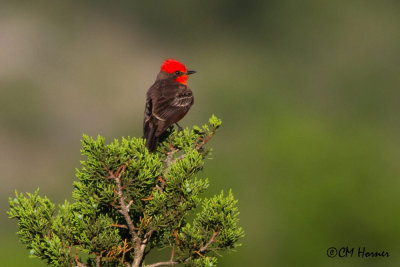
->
xmin=170 ymin=91 xmax=194 ymax=107
xmin=152 ymin=90 xmax=193 ymax=121
xmin=143 ymin=97 xmax=152 ymax=127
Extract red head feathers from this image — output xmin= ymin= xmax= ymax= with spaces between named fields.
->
xmin=160 ymin=58 xmax=188 ymax=74
xmin=160 ymin=58 xmax=195 ymax=85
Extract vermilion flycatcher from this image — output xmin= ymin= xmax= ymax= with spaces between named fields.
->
xmin=143 ymin=59 xmax=196 ymax=152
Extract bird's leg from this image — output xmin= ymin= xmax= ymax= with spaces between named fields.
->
xmin=175 ymin=123 xmax=183 ymax=132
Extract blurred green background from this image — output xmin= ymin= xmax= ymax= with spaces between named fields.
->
xmin=1 ymin=1 xmax=400 ymax=266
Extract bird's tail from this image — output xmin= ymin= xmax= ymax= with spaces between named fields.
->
xmin=144 ymin=120 xmax=159 ymax=152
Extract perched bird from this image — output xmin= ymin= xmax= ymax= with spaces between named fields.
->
xmin=143 ymin=59 xmax=196 ymax=152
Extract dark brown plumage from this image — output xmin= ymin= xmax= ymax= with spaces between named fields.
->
xmin=143 ymin=59 xmax=195 ymax=152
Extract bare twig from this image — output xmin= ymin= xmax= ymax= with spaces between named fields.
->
xmin=145 ymin=260 xmax=180 ymax=267
xmin=193 ymin=251 xmax=204 ymax=258
xmin=107 ymin=165 xmax=138 ymax=237
xmin=146 ymin=230 xmax=219 ymax=267
xmin=170 ymin=246 xmax=175 ymax=262
xmin=198 ymin=230 xmax=219 ymax=253
xmin=141 ymin=193 xmax=153 ymax=201
xmin=141 ymin=229 xmax=155 ymax=251
xmin=144 ymin=229 xmax=154 ymax=242
xmin=155 ymin=184 xmax=163 ymax=194
xmin=126 ymin=200 xmax=134 ymax=211
xmin=111 ymin=223 xmax=129 ymax=229
xmin=195 ymin=131 xmax=215 ymax=151
xmin=121 ymin=239 xmax=129 ymax=265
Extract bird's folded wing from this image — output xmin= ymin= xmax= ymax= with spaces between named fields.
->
xmin=153 ymin=91 xmax=193 ymax=121
xmin=171 ymin=91 xmax=193 ymax=107
xmin=143 ymin=98 xmax=153 ymax=125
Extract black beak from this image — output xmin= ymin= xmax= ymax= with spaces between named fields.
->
xmin=187 ymin=70 xmax=196 ymax=75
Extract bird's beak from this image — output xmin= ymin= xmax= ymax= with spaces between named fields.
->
xmin=187 ymin=70 xmax=196 ymax=75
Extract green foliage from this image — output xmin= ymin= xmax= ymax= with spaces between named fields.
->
xmin=8 ymin=116 xmax=243 ymax=267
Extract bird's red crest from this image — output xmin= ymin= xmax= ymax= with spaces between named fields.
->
xmin=160 ymin=58 xmax=187 ymax=74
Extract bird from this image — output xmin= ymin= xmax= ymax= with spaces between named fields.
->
xmin=143 ymin=58 xmax=196 ymax=152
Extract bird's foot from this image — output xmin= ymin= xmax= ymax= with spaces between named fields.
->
xmin=175 ymin=123 xmax=183 ymax=132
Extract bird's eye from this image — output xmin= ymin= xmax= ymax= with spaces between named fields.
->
xmin=175 ymin=71 xmax=181 ymax=75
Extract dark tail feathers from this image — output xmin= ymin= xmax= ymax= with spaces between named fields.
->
xmin=144 ymin=120 xmax=158 ymax=152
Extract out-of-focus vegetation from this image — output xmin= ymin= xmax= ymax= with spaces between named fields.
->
xmin=1 ymin=1 xmax=400 ymax=266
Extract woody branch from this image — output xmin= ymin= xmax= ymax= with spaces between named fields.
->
xmin=107 ymin=164 xmax=138 ymax=240
xmin=145 ymin=230 xmax=219 ymax=267
xmin=107 ymin=163 xmax=153 ymax=267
